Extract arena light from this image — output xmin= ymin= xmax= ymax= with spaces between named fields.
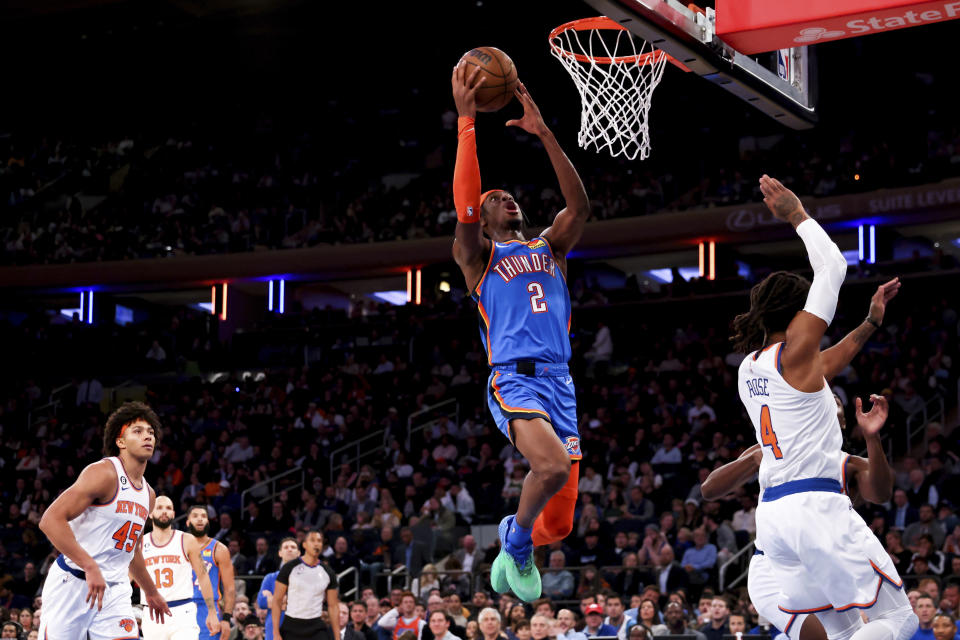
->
xmin=220 ymin=283 xmax=228 ymax=321
xmin=439 ymin=280 xmax=451 ymax=293
xmin=415 ymin=269 xmax=422 ymax=305
xmin=858 ymin=224 xmax=876 ymax=264
xmin=267 ymin=279 xmax=286 ymax=313
xmin=646 ymin=268 xmax=674 ymax=284
xmin=406 ymin=270 xmax=412 ymax=303
xmin=210 ymin=286 xmax=216 ymax=315
xmin=87 ymin=290 xmax=94 ymax=324
xmin=79 ymin=291 xmax=86 ymax=323
xmin=698 ymin=242 xmax=716 ymax=280
xmin=371 ymin=291 xmax=409 ymax=306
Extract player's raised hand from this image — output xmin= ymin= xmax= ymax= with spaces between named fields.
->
xmin=505 ymin=82 xmax=549 ymax=137
xmin=452 ymin=61 xmax=485 ymax=119
xmin=855 ymin=394 xmax=888 ymax=437
xmin=867 ymin=277 xmax=901 ymax=326
xmin=145 ymin=590 xmax=172 ymax=625
xmin=759 ymin=174 xmax=807 ymax=226
xmin=84 ymin=564 xmax=107 ymax=610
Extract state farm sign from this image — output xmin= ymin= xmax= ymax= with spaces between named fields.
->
xmin=716 ymin=0 xmax=960 ymax=54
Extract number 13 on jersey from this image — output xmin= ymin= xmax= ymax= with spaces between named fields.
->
xmin=759 ymin=405 xmax=783 ymax=459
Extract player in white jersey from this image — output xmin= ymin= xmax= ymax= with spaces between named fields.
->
xmin=703 ymin=392 xmax=894 ymax=640
xmin=732 ymin=176 xmax=915 ymax=640
xmin=140 ymin=496 xmax=220 ymax=640
xmin=38 ymin=401 xmax=172 ymax=640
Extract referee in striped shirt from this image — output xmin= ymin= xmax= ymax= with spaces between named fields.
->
xmin=272 ymin=530 xmax=341 ymax=640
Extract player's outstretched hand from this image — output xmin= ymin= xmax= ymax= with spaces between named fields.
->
xmin=452 ymin=61 xmax=485 ymax=119
xmin=505 ymin=82 xmax=549 ymax=137
xmin=84 ymin=564 xmax=107 ymax=610
xmin=759 ymin=174 xmax=805 ymax=225
xmin=868 ymin=277 xmax=901 ymax=326
xmin=855 ymin=394 xmax=888 ymax=437
xmin=145 ymin=591 xmax=172 ymax=625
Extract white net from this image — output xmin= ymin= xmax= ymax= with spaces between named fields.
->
xmin=550 ymin=18 xmax=668 ymax=161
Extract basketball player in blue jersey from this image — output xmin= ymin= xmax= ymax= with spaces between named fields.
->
xmin=450 ymin=62 xmax=590 ymax=601
xmin=186 ymin=506 xmax=237 ymax=640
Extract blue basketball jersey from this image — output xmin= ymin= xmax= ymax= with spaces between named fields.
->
xmin=472 ymin=237 xmax=572 ymax=365
xmin=194 ymin=538 xmax=221 ymax=639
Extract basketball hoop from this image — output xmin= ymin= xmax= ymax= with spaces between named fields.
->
xmin=549 ymin=16 xmax=689 ymax=161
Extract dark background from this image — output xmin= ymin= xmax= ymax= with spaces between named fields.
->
xmin=2 ymin=0 xmax=957 ymax=180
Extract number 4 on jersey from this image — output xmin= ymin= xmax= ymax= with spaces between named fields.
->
xmin=760 ymin=405 xmax=783 ymax=459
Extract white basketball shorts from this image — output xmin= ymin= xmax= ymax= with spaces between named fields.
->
xmin=39 ymin=557 xmax=139 ymax=640
xmin=756 ymin=487 xmax=903 ymax=615
xmin=141 ymin=600 xmax=200 ymax=640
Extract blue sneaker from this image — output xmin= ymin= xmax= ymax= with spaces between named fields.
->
xmin=503 ymin=522 xmax=541 ymax=602
xmin=490 ymin=516 xmax=512 ymax=594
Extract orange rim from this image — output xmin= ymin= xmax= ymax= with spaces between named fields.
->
xmin=549 ymin=16 xmax=690 ymax=71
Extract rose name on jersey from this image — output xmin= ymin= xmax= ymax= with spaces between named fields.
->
xmin=492 ymin=251 xmax=556 ymax=284
xmin=115 ymin=500 xmax=148 ymax=519
xmin=145 ymin=554 xmax=184 ymax=566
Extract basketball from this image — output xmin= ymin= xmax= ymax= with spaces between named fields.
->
xmin=458 ymin=46 xmax=518 ymax=112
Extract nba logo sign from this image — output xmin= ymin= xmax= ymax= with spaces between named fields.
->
xmin=777 ymin=49 xmax=790 ymax=81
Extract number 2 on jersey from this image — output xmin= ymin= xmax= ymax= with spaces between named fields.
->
xmin=759 ymin=405 xmax=783 ymax=459
xmin=112 ymin=521 xmax=142 ymax=552
xmin=527 ymin=282 xmax=547 ymax=313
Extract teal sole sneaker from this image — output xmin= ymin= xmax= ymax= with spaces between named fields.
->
xmin=505 ymin=546 xmax=541 ymax=602
xmin=490 ymin=515 xmax=512 ymax=594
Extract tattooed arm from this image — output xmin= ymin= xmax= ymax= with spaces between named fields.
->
xmin=821 ymin=278 xmax=900 ymax=381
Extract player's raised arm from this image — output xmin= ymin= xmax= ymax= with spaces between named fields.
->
xmin=452 ymin=61 xmax=491 ymax=290
xmin=846 ymin=394 xmax=894 ymax=504
xmin=184 ymin=534 xmax=220 ymax=635
xmin=760 ymin=175 xmax=847 ymax=392
xmin=508 ymin=83 xmax=590 ymax=257
xmin=700 ymin=444 xmax=762 ymax=501
xmin=38 ymin=460 xmax=116 ymax=610
xmin=821 ymin=278 xmax=900 ymax=381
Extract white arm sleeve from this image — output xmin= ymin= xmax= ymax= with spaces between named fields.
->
xmin=796 ymin=218 xmax=847 ymax=326
xmin=378 ymin=608 xmax=400 ymax=630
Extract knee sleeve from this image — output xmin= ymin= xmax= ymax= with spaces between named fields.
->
xmin=532 ymin=461 xmax=579 ymax=546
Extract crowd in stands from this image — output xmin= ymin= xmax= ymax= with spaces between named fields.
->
xmin=3 ymin=108 xmax=960 ymax=266
xmin=0 ymin=262 xmax=957 ymax=639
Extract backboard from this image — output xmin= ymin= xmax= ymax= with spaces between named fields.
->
xmin=581 ymin=0 xmax=818 ymax=129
